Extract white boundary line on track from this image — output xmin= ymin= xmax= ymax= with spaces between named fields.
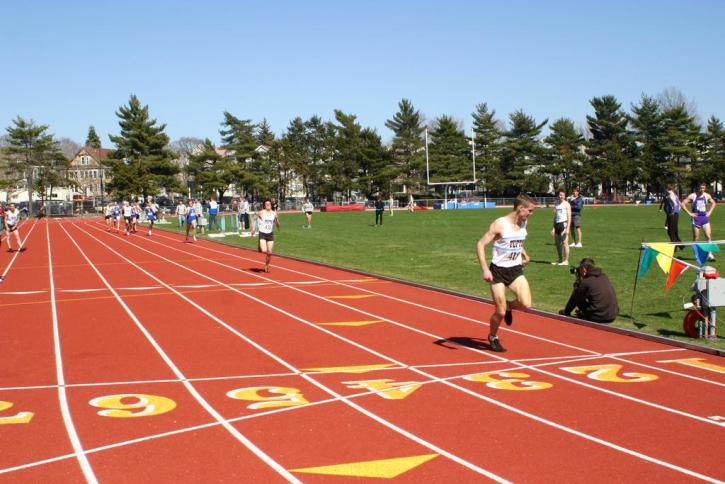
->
xmin=55 ymin=222 xmax=301 ymax=483
xmin=113 ymin=222 xmax=725 ymax=428
xmin=1 ymin=351 xmax=607 ymax=478
xmin=142 ymin=224 xmax=725 ymax=388
xmin=64 ymin=224 xmax=508 ymax=483
xmin=1 ymin=219 xmax=38 ymax=281
xmin=46 ymin=221 xmax=99 ymax=483
xmin=69 ymin=221 xmax=509 ymax=483
xmin=78 ymin=221 xmax=723 ymax=482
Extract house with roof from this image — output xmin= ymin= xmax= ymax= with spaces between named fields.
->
xmin=68 ymin=146 xmax=112 ymax=199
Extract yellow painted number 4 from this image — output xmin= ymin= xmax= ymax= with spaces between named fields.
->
xmin=0 ymin=400 xmax=34 ymax=425
xmin=89 ymin=394 xmax=177 ymax=418
xmin=561 ymin=364 xmax=658 ymax=383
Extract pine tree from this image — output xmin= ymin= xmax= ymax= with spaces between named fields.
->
xmin=219 ymin=111 xmax=263 ymax=197
xmin=358 ymin=128 xmax=392 ymax=197
xmin=471 ymin=103 xmax=502 ymax=195
xmin=255 ymin=119 xmax=279 ymax=198
xmin=85 ymin=126 xmax=102 ymax=148
xmin=2 ymin=117 xmax=67 ymax=213
xmin=329 ymin=110 xmax=363 ymax=199
xmin=385 ymin=99 xmax=425 ymax=192
xmin=106 ymin=95 xmax=180 ymax=201
xmin=585 ymin=95 xmax=635 ymax=197
xmin=544 ymin=118 xmax=585 ymax=191
xmin=702 ymin=116 xmax=725 ymax=189
xmin=428 ymin=116 xmax=472 ymax=195
xmin=630 ymin=95 xmax=664 ymax=194
xmin=186 ymin=139 xmax=240 ymax=201
xmin=659 ymin=105 xmax=701 ymax=191
xmin=500 ymin=110 xmax=548 ymax=194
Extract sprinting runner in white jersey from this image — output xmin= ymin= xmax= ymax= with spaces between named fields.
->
xmin=251 ymin=198 xmax=280 ymax=273
xmin=476 ymin=194 xmax=537 ymax=352
xmin=4 ymin=203 xmax=24 ymax=253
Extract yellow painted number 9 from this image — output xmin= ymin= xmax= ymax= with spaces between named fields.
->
xmin=89 ymin=394 xmax=177 ymax=418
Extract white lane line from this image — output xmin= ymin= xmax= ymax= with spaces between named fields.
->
xmin=47 ymin=221 xmax=99 ymax=483
xmin=122 ymin=225 xmax=723 ymax=428
xmin=1 ymin=219 xmax=39 ymax=281
xmin=58 ymin=223 xmax=301 ymax=483
xmin=147 ymin=228 xmax=725 ymax=387
xmin=74 ymin=221 xmax=510 ymax=482
xmin=0 ymin=290 xmax=47 ymax=295
xmin=83 ymin=222 xmax=723 ymax=481
xmin=3 ymin=341 xmax=714 ymax=481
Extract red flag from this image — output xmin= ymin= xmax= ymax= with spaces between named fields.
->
xmin=664 ymin=260 xmax=688 ymax=292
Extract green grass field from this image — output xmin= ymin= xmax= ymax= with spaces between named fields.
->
xmin=173 ymin=204 xmax=724 ymax=350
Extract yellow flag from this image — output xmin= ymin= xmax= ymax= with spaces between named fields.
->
xmin=649 ymin=243 xmax=675 ymax=273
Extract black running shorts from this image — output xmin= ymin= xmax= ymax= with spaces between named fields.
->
xmin=489 ymin=263 xmax=523 ymax=287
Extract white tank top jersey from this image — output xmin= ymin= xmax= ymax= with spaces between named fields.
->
xmin=123 ymin=205 xmax=132 ymax=217
xmin=554 ymin=201 xmax=568 ymax=223
xmin=302 ymin=202 xmax=313 ymax=212
xmin=491 ymin=218 xmax=527 ymax=268
xmin=258 ymin=210 xmax=276 ymax=234
xmin=6 ymin=210 xmax=19 ymax=226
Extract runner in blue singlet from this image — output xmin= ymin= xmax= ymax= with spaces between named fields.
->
xmin=185 ymin=199 xmax=198 ymax=242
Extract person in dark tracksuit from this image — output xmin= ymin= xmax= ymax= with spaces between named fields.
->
xmin=374 ymin=196 xmax=385 ymax=226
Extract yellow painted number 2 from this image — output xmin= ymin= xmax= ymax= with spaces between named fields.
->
xmin=0 ymin=400 xmax=34 ymax=425
xmin=561 ymin=364 xmax=658 ymax=383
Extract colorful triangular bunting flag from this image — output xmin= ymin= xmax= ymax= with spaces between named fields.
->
xmin=664 ymin=259 xmax=688 ymax=292
xmin=650 ymin=243 xmax=675 ymax=273
xmin=638 ymin=246 xmax=656 ymax=279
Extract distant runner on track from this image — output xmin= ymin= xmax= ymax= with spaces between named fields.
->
xmin=476 ymin=193 xmax=536 ymax=352
xmin=185 ymin=199 xmax=198 ymax=242
xmin=145 ymin=196 xmax=159 ymax=236
xmin=251 ymin=198 xmax=280 ymax=273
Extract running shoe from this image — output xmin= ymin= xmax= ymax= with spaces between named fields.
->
xmin=569 ymin=242 xmax=576 ymax=247
xmin=488 ymin=335 xmax=506 ymax=352
xmin=708 ymin=253 xmax=716 ymax=261
xmin=575 ymin=243 xmax=583 ymax=248
xmin=504 ymin=309 xmax=513 ymax=326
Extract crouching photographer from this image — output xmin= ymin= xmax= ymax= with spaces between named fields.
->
xmin=558 ymin=258 xmax=619 ymax=323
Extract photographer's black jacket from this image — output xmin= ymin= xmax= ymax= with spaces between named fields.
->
xmin=563 ymin=267 xmax=619 ymax=323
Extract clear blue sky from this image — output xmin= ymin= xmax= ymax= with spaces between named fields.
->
xmin=1 ymin=0 xmax=723 ymax=145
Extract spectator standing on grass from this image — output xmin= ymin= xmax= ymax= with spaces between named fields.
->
xmin=407 ymin=194 xmax=415 ymax=212
xmin=208 ymin=198 xmax=218 ymax=231
xmin=683 ymin=183 xmax=717 ymax=261
xmin=568 ymin=188 xmax=584 ymax=248
xmin=302 ymin=198 xmax=314 ymax=229
xmin=176 ymin=200 xmax=186 ymax=228
xmin=185 ymin=199 xmax=198 ymax=242
xmin=663 ymin=185 xmax=682 ymax=249
xmin=476 ymin=194 xmax=536 ymax=352
xmin=251 ymin=198 xmax=280 ymax=273
xmin=374 ymin=196 xmax=385 ymax=226
xmin=551 ymin=188 xmax=571 ymax=266
xmin=388 ymin=194 xmax=394 ymax=216
xmin=4 ymin=203 xmax=24 ymax=253
xmin=238 ymin=197 xmax=251 ymax=231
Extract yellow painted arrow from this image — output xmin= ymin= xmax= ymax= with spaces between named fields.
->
xmin=302 ymin=364 xmax=396 ymax=374
xmin=290 ymin=453 xmax=439 ymax=478
xmin=318 ymin=320 xmax=384 ymax=327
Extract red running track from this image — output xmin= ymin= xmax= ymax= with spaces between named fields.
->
xmin=0 ymin=218 xmax=723 ymax=483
